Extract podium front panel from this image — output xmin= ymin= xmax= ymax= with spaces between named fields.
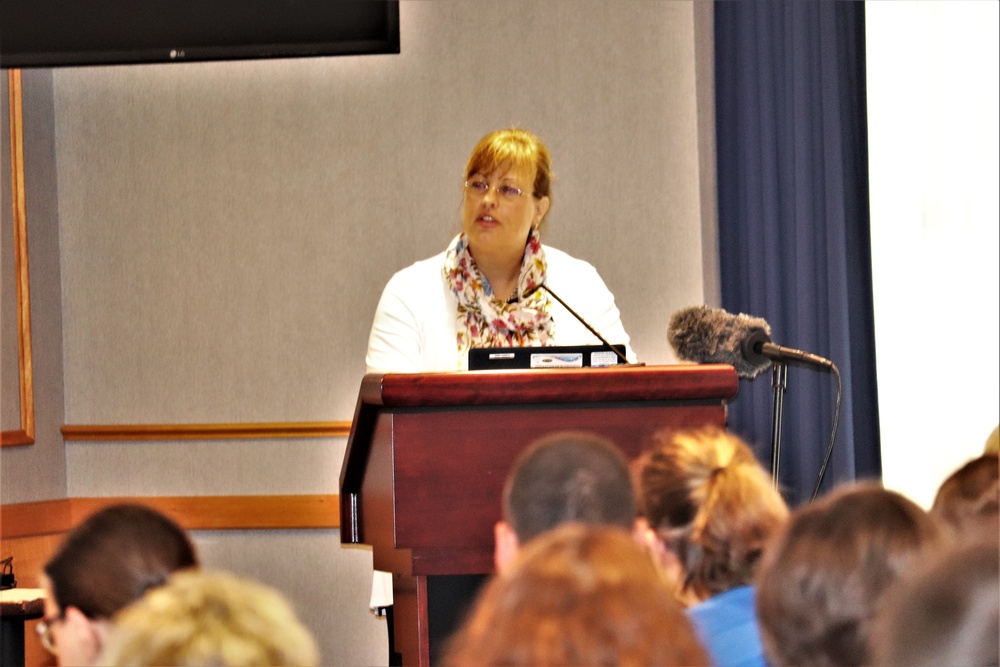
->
xmin=387 ymin=401 xmax=725 ymax=574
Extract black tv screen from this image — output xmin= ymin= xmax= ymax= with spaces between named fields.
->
xmin=0 ymin=1 xmax=399 ymax=68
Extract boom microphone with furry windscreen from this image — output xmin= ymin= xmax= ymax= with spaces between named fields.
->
xmin=667 ymin=306 xmax=773 ymax=378
xmin=668 ymin=304 xmax=842 ymax=500
xmin=667 ymin=305 xmax=834 ymax=378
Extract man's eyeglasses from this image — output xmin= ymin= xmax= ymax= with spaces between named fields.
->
xmin=464 ymin=179 xmax=530 ymax=202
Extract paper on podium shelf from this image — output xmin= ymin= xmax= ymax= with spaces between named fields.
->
xmin=369 ymin=570 xmax=394 ymax=610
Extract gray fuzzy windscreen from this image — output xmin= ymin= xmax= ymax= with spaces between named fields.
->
xmin=667 ymin=305 xmax=772 ymax=379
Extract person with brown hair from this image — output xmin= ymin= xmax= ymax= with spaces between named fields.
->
xmin=633 ymin=425 xmax=788 ymax=667
xmin=37 ymin=503 xmax=199 ymax=666
xmin=432 ymin=431 xmax=636 ymax=665
xmin=98 ymin=569 xmax=319 ymax=667
xmin=444 ymin=523 xmax=708 ymax=667
xmin=755 ymin=482 xmax=942 ymax=667
xmin=493 ymin=430 xmax=637 ymax=572
xmin=871 ymin=538 xmax=999 ymax=667
xmin=930 ymin=452 xmax=998 ymax=538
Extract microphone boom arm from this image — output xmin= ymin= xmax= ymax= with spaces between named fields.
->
xmin=537 ymin=284 xmax=633 ymax=366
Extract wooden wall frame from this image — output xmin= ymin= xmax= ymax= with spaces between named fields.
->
xmin=1 ymin=69 xmax=34 ymax=447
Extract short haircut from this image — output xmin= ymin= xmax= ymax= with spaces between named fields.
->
xmin=502 ymin=431 xmax=635 ymax=543
xmin=44 ymin=503 xmax=198 ymax=619
xmin=98 ymin=569 xmax=319 ymax=667
xmin=872 ymin=538 xmax=999 ymax=667
xmin=634 ymin=426 xmax=788 ymax=597
xmin=755 ymin=482 xmax=941 ymax=667
xmin=930 ymin=453 xmax=998 ymax=536
xmin=444 ymin=523 xmax=708 ymax=667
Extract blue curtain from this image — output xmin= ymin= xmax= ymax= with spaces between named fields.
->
xmin=714 ymin=1 xmax=881 ymax=506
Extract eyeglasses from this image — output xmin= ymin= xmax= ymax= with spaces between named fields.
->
xmin=464 ymin=178 xmax=530 ymax=202
xmin=36 ymin=616 xmax=61 ymax=654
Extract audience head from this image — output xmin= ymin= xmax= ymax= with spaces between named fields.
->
xmin=446 ymin=523 xmax=708 ymax=667
xmin=872 ymin=538 xmax=998 ymax=667
xmin=98 ymin=569 xmax=319 ymax=667
xmin=984 ymin=423 xmax=999 ymax=455
xmin=633 ymin=425 xmax=788 ymax=601
xmin=930 ymin=453 xmax=998 ymax=538
xmin=494 ymin=431 xmax=636 ymax=571
xmin=40 ymin=503 xmax=198 ymax=666
xmin=755 ymin=482 xmax=941 ymax=667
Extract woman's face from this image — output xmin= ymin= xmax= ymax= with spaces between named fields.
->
xmin=462 ymin=164 xmax=550 ymax=264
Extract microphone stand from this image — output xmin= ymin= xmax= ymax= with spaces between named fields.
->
xmin=769 ymin=362 xmax=787 ymax=489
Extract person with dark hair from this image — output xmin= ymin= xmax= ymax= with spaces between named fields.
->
xmin=445 ymin=523 xmax=708 ymax=667
xmin=930 ymin=452 xmax=998 ymax=538
xmin=871 ymin=538 xmax=999 ymax=667
xmin=493 ymin=430 xmax=636 ymax=572
xmin=755 ymin=482 xmax=942 ymax=667
xmin=37 ymin=503 xmax=198 ymax=666
xmin=633 ymin=426 xmax=788 ymax=667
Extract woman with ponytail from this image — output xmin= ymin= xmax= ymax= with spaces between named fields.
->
xmin=634 ymin=426 xmax=788 ymax=667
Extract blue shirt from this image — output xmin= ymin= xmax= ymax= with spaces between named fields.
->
xmin=686 ymin=585 xmax=768 ymax=667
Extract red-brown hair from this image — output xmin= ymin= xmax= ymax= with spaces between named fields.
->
xmin=444 ymin=524 xmax=707 ymax=666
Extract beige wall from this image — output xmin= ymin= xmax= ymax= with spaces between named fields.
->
xmin=54 ymin=1 xmax=715 ymax=429
xmin=2 ymin=3 xmax=716 ymax=663
xmin=2 ymin=70 xmax=67 ymax=501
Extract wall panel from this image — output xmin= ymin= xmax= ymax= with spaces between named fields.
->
xmin=3 ymin=3 xmax=715 ymax=663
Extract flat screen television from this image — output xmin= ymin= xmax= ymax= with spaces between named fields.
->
xmin=0 ymin=1 xmax=399 ymax=68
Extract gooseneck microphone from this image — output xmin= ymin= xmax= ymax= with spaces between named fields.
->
xmin=524 ymin=283 xmax=634 ymax=366
xmin=667 ymin=305 xmax=834 ymax=378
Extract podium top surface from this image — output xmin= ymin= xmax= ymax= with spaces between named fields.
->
xmin=340 ymin=364 xmax=737 ymax=499
xmin=0 ymin=588 xmax=45 ymax=618
xmin=358 ymin=363 xmax=738 ymax=408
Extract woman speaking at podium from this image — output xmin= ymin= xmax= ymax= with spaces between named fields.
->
xmin=365 ymin=127 xmax=636 ymax=374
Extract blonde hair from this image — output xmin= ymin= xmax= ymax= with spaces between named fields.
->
xmin=634 ymin=426 xmax=788 ymax=599
xmin=465 ymin=128 xmax=553 ymax=213
xmin=99 ymin=569 xmax=319 ymax=667
xmin=444 ymin=524 xmax=707 ymax=667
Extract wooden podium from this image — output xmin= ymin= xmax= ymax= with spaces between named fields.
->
xmin=340 ymin=364 xmax=737 ymax=666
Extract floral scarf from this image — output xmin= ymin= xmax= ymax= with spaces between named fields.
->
xmin=443 ymin=228 xmax=555 ymax=361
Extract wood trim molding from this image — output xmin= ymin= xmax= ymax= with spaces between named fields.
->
xmin=1 ymin=69 xmax=35 ymax=448
xmin=0 ymin=429 xmax=33 ymax=446
xmin=0 ymin=494 xmax=340 ymax=539
xmin=0 ymin=499 xmax=69 ymax=538
xmin=61 ymin=421 xmax=353 ymax=441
